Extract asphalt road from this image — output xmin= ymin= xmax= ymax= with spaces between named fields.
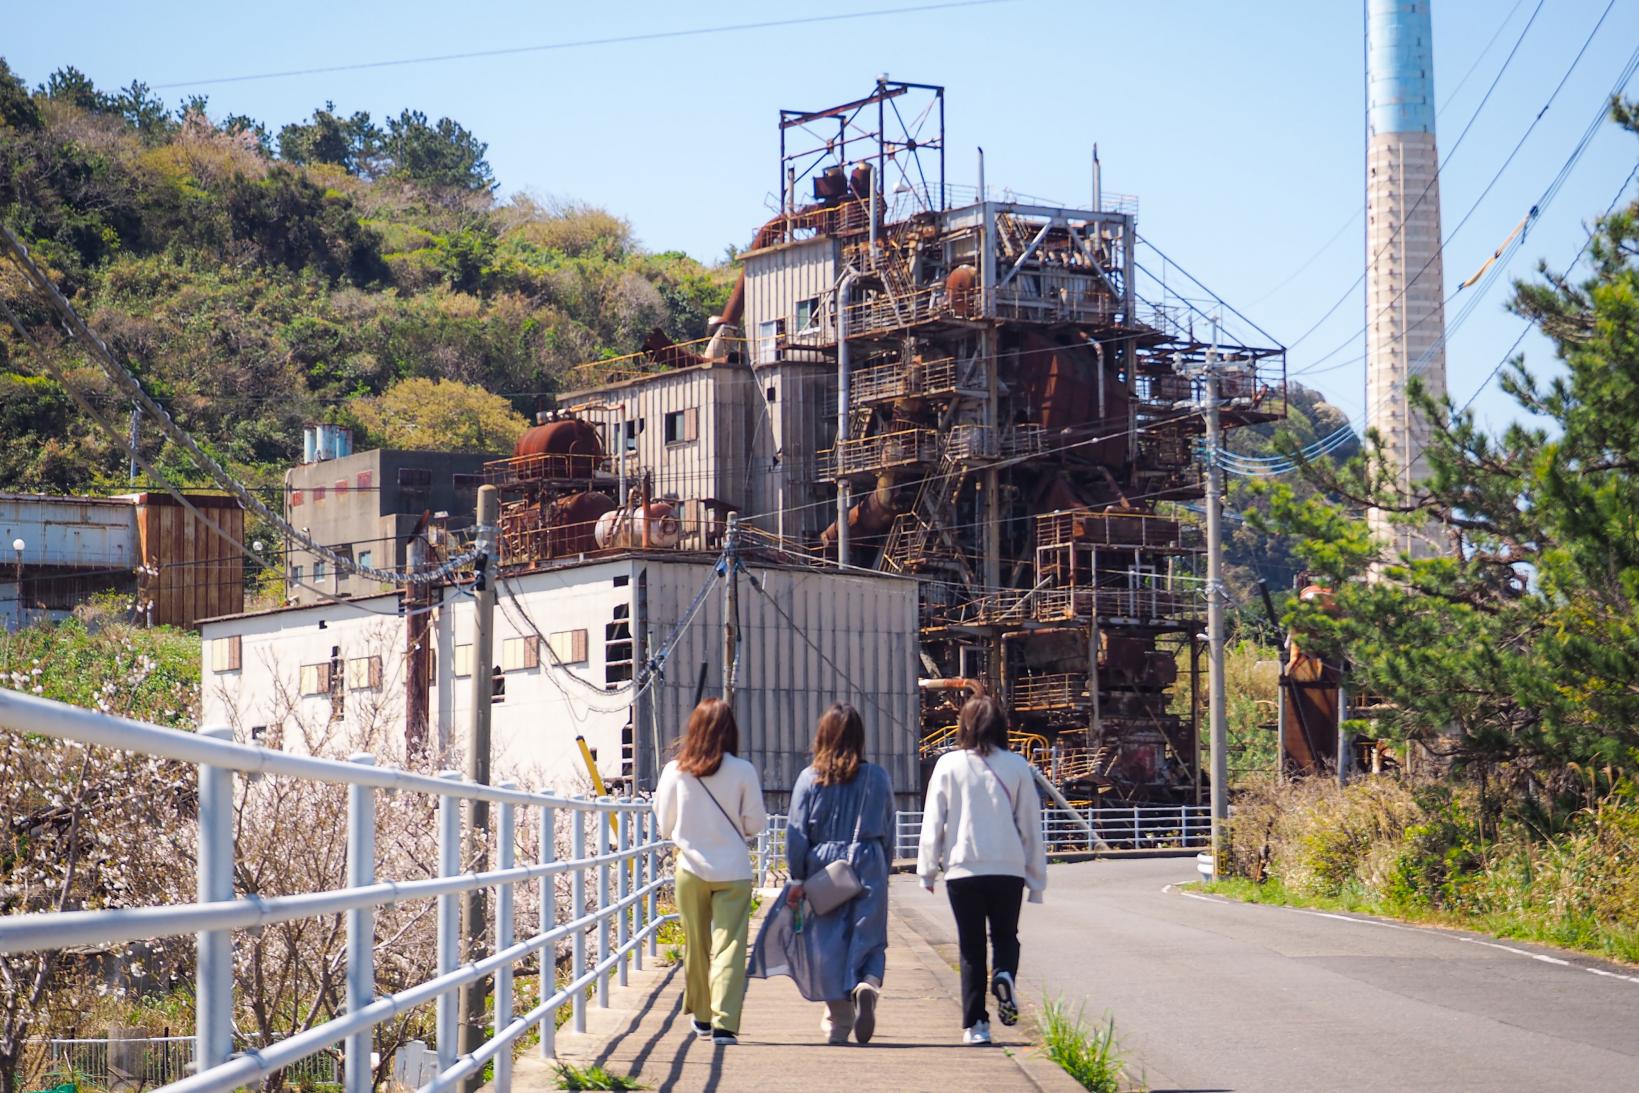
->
xmin=892 ymin=858 xmax=1639 ymax=1092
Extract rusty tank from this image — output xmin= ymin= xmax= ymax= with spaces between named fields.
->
xmin=513 ymin=416 xmax=605 ymax=479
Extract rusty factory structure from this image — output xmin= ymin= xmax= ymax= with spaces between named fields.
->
xmin=487 ymin=80 xmax=1286 ymax=803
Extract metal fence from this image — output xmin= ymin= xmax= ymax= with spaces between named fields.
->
xmin=753 ymin=804 xmax=1208 ymax=880
xmin=0 ymin=688 xmax=675 ymax=1093
xmin=43 ymin=1035 xmax=337 ymax=1090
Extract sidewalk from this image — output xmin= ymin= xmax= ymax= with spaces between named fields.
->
xmin=514 ymin=896 xmax=1080 ymax=1092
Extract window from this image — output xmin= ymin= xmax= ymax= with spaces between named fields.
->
xmin=250 ymin=724 xmax=268 ymax=741
xmin=299 ymin=662 xmax=331 ymax=696
xmin=766 ymin=385 xmax=777 ymax=403
xmin=605 ymin=604 xmax=633 ymax=686
xmin=334 ymin=478 xmax=349 ymax=497
xmin=211 ymin=635 xmax=242 ymax=673
xmin=795 ymin=296 xmax=820 ymax=332
xmin=356 ymin=471 xmax=373 ymax=490
xmin=292 ymin=564 xmax=304 ymax=584
xmin=501 ymin=636 xmax=540 ymax=671
xmin=313 ymin=560 xmax=327 ymax=582
xmin=663 ymin=408 xmax=698 ymax=445
xmin=346 ymin=656 xmax=383 ymax=690
xmin=357 ymin=550 xmax=373 ymax=570
xmin=314 ymin=485 xmax=327 ymax=503
xmin=454 ymin=643 xmax=474 ymax=677
xmin=548 ymin=629 xmax=589 ymax=664
xmin=290 ymin=489 xmax=304 ymax=507
xmin=757 ymin=319 xmax=785 ymax=364
xmin=619 ymin=418 xmax=645 ymax=453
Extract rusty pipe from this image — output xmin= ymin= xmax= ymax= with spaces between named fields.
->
xmin=918 ymin=677 xmax=987 ymax=696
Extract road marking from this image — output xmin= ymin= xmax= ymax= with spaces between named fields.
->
xmin=1166 ymin=881 xmax=1638 ymax=985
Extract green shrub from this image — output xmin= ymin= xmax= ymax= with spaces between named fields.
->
xmin=1037 ymin=998 xmax=1131 ymax=1093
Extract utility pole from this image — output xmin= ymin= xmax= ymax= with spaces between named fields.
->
xmin=1337 ymin=672 xmax=1350 ymax=787
xmin=457 ymin=484 xmax=497 ymax=1091
xmin=404 ymin=521 xmax=432 ymax=757
xmin=722 ymin=512 xmax=740 ymax=706
xmin=128 ymin=405 xmax=140 ymax=484
xmin=1203 ymin=364 xmax=1229 ymax=881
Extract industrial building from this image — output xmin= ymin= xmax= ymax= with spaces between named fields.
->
xmin=555 ymin=80 xmax=1285 ymax=802
xmin=282 ymin=425 xmax=496 ymax=605
xmin=2 ymin=491 xmax=243 ymax=631
xmin=200 ymin=554 xmax=919 ymax=804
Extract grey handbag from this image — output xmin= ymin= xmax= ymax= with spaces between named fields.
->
xmin=801 ymin=797 xmax=865 ymax=916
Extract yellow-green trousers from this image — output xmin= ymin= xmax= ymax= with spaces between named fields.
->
xmin=674 ymin=867 xmax=754 ymax=1033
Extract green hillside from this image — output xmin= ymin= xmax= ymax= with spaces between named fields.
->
xmin=0 ymin=59 xmax=733 ymax=497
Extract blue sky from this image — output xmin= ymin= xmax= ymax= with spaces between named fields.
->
xmin=7 ymin=0 xmax=1636 ymax=435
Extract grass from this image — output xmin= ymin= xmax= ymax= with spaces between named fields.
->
xmin=1036 ymin=997 xmax=1138 ymax=1093
xmin=552 ymin=1062 xmax=645 ymax=1090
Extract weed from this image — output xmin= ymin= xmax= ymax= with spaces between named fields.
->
xmin=1037 ymin=997 xmax=1134 ymax=1093
xmin=552 ymin=1062 xmax=645 ymax=1090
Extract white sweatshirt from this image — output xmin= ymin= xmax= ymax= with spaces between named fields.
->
xmin=654 ymin=755 xmax=768 ymax=882
xmin=917 ymin=747 xmax=1047 ymax=900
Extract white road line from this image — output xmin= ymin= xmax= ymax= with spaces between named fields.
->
xmin=1166 ymin=880 xmax=1638 ymax=986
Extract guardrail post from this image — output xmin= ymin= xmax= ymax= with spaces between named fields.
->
xmin=571 ymin=803 xmax=588 ymax=1034
xmin=495 ymin=783 xmax=516 ymax=1093
xmin=629 ymin=812 xmax=642 ymax=976
xmin=539 ymin=804 xmax=557 ymax=1060
xmin=646 ymin=812 xmax=659 ymax=960
xmin=597 ymin=798 xmax=612 ymax=1008
xmin=196 ymin=726 xmax=235 ymax=1074
xmin=345 ymin=754 xmax=377 ymax=1093
xmin=436 ymin=770 xmax=462 ymax=1074
xmin=616 ymin=810 xmax=631 ymax=988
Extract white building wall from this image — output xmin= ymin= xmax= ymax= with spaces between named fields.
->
xmin=202 ymin=556 xmax=921 ymax=804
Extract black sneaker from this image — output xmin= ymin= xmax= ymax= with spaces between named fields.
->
xmin=712 ymin=1028 xmax=738 ymax=1046
xmin=991 ymin=970 xmax=1018 ymax=1027
xmin=690 ymin=1019 xmax=712 ymax=1040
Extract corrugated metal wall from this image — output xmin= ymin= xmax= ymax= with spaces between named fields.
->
xmin=641 ymin=557 xmax=921 ymax=807
xmin=744 ymin=238 xmax=839 ymax=358
xmin=600 ymin=366 xmax=758 ymax=519
xmin=134 ymin=494 xmax=244 ymax=628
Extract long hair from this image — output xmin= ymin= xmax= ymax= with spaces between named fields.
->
xmin=811 ymin=703 xmax=866 ymax=786
xmin=956 ymin=695 xmax=1009 ymax=756
xmin=675 ymin=698 xmax=739 ymax=777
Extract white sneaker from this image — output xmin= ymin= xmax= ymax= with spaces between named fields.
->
xmin=962 ymin=1019 xmax=992 ymax=1045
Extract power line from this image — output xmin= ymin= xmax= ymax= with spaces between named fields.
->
xmin=149 ymin=0 xmax=1020 ymax=90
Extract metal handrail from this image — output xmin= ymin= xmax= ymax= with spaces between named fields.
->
xmin=0 ymin=688 xmax=675 ymax=1093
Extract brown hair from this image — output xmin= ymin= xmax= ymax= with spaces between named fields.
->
xmin=675 ymin=698 xmax=739 ymax=777
xmin=957 ymin=695 xmax=1009 ymax=756
xmin=811 ymin=703 xmax=866 ymax=786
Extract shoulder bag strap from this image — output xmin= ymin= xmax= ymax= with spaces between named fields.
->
xmin=971 ymin=752 xmax=1026 ymax=849
xmin=691 ymin=772 xmax=743 ymax=839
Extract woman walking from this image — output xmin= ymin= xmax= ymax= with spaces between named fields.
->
xmin=750 ymin=704 xmax=895 ymax=1045
xmin=916 ymin=695 xmax=1046 ymax=1045
xmin=654 ymin=698 xmax=767 ymax=1046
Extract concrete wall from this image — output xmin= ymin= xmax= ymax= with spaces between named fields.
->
xmin=201 ymin=555 xmax=921 ymax=804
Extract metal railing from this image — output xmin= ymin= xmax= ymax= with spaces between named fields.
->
xmin=42 ymin=1034 xmax=338 ymax=1089
xmin=890 ymin=805 xmax=1209 ymax=858
xmin=0 ymin=688 xmax=676 ymax=1093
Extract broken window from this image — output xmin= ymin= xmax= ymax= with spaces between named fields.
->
xmin=605 ymin=604 xmax=633 ymax=686
xmin=346 ymin=656 xmax=383 ymax=690
xmin=663 ymin=408 xmax=698 ymax=445
xmin=299 ymin=663 xmax=331 ymax=696
xmin=795 ymin=296 xmax=820 ymax=333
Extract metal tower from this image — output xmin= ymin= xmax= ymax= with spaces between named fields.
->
xmin=1365 ymin=0 xmax=1447 ymax=557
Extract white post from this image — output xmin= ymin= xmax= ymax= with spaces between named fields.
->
xmin=345 ymin=754 xmax=377 ymax=1093
xmin=435 ymin=771 xmax=462 ymax=1073
xmin=571 ymin=805 xmax=588 ymax=1034
xmin=616 ymin=810 xmax=631 ymax=988
xmin=597 ymin=799 xmax=612 ymax=1008
xmin=495 ymin=784 xmax=516 ymax=1093
xmin=539 ymin=804 xmax=557 ymax=1060
xmin=632 ymin=810 xmax=645 ymax=974
xmin=195 ymin=726 xmax=235 ymax=1074
xmin=646 ymin=812 xmax=659 ymax=961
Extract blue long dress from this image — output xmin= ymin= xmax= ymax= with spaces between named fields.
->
xmin=750 ymin=762 xmax=894 ymax=1001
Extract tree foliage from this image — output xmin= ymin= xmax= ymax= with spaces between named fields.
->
xmin=352 ymin=377 xmax=529 ymax=453
xmin=1254 ymin=101 xmax=1639 ymax=779
xmin=0 ymin=57 xmax=734 ymax=497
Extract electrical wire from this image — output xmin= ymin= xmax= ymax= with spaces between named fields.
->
xmin=0 ymin=224 xmax=480 ymax=588
xmin=150 ymin=0 xmax=1021 ymax=90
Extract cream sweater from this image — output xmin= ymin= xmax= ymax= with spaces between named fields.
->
xmin=917 ymin=748 xmax=1047 ymax=899
xmin=654 ymin=755 xmax=767 ymax=882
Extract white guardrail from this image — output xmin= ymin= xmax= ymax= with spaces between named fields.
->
xmin=751 ymin=803 xmax=1209 ymax=885
xmin=0 ymin=688 xmax=676 ymax=1093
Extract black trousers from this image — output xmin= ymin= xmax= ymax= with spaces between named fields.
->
xmin=945 ymin=874 xmax=1025 ymax=1028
